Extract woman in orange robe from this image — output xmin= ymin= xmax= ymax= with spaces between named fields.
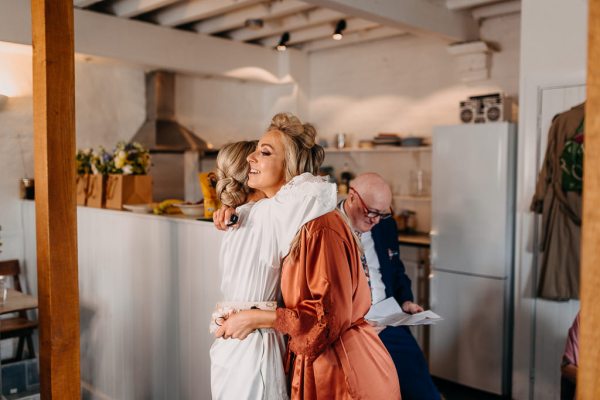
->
xmin=274 ymin=210 xmax=401 ymax=399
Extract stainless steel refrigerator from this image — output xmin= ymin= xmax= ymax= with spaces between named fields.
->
xmin=430 ymin=122 xmax=516 ymax=396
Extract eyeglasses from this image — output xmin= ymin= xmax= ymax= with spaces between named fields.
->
xmin=349 ymin=187 xmax=392 ymax=220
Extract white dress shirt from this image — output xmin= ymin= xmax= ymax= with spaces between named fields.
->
xmin=360 ymin=231 xmax=388 ymax=304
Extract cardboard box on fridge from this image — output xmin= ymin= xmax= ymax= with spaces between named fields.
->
xmin=105 ymin=174 xmax=153 ymax=210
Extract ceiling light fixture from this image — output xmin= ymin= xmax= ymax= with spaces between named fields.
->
xmin=276 ymin=32 xmax=290 ymax=52
xmin=332 ymin=19 xmax=346 ymax=40
xmin=244 ymin=18 xmax=264 ymax=30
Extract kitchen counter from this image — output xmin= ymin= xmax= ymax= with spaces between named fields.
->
xmin=21 ymin=201 xmax=222 ymax=399
xmin=398 ymin=232 xmax=431 ymax=248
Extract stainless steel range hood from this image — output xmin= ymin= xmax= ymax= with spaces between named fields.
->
xmin=133 ymin=70 xmax=208 ymax=154
xmin=133 ymin=70 xmax=208 ymax=201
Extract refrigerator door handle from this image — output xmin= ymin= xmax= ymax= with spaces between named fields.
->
xmin=429 ymin=230 xmax=438 ymax=267
xmin=429 ymin=270 xmax=436 ymax=310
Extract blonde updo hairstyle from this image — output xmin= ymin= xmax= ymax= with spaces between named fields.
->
xmin=267 ymin=113 xmax=324 ymax=182
xmin=216 ymin=140 xmax=257 ymax=208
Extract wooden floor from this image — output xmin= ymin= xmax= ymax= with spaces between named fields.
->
xmin=434 ymin=377 xmax=506 ymax=400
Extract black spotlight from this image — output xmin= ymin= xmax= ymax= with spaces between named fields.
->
xmin=276 ymin=32 xmax=290 ymax=51
xmin=244 ymin=18 xmax=264 ymax=30
xmin=332 ymin=19 xmax=346 ymax=40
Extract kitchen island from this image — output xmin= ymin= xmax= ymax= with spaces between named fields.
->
xmin=21 ymin=201 xmax=223 ymax=399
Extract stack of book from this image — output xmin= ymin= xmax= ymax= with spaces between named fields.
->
xmin=373 ymin=133 xmax=401 ymax=146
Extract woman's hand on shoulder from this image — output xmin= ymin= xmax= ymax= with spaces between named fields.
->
xmin=213 ymin=206 xmax=238 ymax=231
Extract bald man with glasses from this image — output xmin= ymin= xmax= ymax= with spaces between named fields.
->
xmin=339 ymin=173 xmax=441 ymax=400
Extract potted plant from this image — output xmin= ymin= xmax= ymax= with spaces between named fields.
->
xmin=86 ymin=147 xmax=113 ymax=208
xmin=105 ymin=142 xmax=153 ymax=210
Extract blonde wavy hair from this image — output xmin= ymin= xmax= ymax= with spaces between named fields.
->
xmin=216 ymin=140 xmax=257 ymax=208
xmin=267 ymin=113 xmax=325 ymax=182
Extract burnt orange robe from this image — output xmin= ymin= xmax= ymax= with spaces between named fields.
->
xmin=274 ymin=211 xmax=401 ymax=399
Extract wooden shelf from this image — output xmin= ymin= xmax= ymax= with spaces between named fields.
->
xmin=398 ymin=232 xmax=431 ymax=247
xmin=394 ymin=195 xmax=431 ymax=201
xmin=324 ymin=146 xmax=431 ymax=154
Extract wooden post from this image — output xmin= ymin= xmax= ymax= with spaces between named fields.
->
xmin=579 ymin=0 xmax=600 ymax=397
xmin=31 ymin=0 xmax=80 ymax=398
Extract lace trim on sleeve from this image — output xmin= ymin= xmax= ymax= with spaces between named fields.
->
xmin=274 ymin=299 xmax=336 ymax=359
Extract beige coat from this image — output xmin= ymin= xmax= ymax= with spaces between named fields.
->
xmin=531 ymin=103 xmax=584 ymax=300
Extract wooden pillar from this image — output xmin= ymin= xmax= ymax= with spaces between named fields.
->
xmin=31 ymin=0 xmax=80 ymax=398
xmin=579 ymin=0 xmax=600 ymax=397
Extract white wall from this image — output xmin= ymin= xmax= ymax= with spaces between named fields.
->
xmin=307 ymin=14 xmax=520 ymax=144
xmin=175 ymin=74 xmax=270 ymax=148
xmin=0 ymin=45 xmax=33 ymax=262
xmin=513 ymin=1 xmax=588 ymax=399
xmin=75 ymin=58 xmax=146 ymax=149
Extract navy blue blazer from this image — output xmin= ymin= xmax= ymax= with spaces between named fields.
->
xmin=371 ymin=217 xmax=414 ymax=306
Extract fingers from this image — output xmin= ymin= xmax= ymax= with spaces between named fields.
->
xmin=212 ymin=206 xmax=238 ymax=230
xmin=212 ymin=208 xmax=225 ymax=230
xmin=408 ymin=302 xmax=423 ymax=313
xmin=214 ymin=326 xmax=225 ymax=338
xmin=214 ymin=208 xmax=227 ymax=230
xmin=402 ymin=301 xmax=424 ymax=314
xmin=224 ymin=208 xmax=239 ymax=229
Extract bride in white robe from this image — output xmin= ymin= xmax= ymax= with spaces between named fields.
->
xmin=210 ymin=136 xmax=336 ymax=400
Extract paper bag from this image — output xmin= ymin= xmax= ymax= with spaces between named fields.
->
xmin=105 ymin=174 xmax=153 ymax=210
xmin=87 ymin=175 xmax=106 ymax=208
xmin=76 ymin=175 xmax=89 ymax=206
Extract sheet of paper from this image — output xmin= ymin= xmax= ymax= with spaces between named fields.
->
xmin=365 ymin=297 xmax=402 ymax=320
xmin=365 ymin=297 xmax=443 ymax=327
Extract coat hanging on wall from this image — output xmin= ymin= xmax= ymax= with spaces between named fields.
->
xmin=531 ymin=102 xmax=585 ymax=301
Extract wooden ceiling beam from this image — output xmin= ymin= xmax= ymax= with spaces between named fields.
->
xmin=302 ymin=26 xmax=406 ymax=52
xmin=302 ymin=0 xmax=479 ymax=42
xmin=108 ymin=0 xmax=181 ymax=18
xmin=153 ymin=0 xmax=265 ymax=27
xmin=0 ymin=1 xmax=286 ymax=83
xmin=73 ymin=0 xmax=104 ymax=7
xmin=471 ymin=1 xmax=521 ymax=21
xmin=446 ymin=0 xmax=505 ymax=11
xmin=230 ymin=7 xmax=344 ymax=42
xmin=194 ymin=0 xmax=313 ymax=34
xmin=260 ymin=18 xmax=379 ymax=47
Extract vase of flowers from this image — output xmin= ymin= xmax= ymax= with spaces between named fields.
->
xmin=86 ymin=147 xmax=113 ymax=208
xmin=105 ymin=142 xmax=153 ymax=210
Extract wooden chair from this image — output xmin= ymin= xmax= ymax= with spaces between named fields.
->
xmin=0 ymin=260 xmax=38 ymax=362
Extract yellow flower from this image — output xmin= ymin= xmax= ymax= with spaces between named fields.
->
xmin=115 ymin=151 xmax=126 ymax=169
